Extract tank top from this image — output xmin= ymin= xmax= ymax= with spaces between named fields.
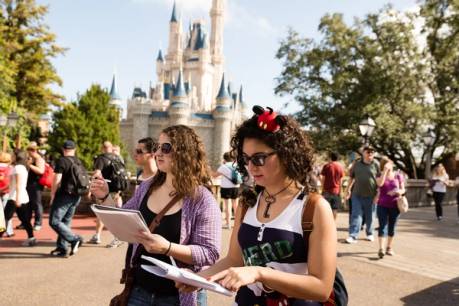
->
xmin=235 ymin=191 xmax=321 ymax=306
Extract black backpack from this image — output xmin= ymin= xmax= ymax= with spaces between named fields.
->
xmin=65 ymin=157 xmax=90 ymax=196
xmin=100 ymin=154 xmax=129 ymax=192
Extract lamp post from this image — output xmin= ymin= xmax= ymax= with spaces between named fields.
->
xmin=0 ymin=111 xmax=19 ymax=152
xmin=422 ymin=128 xmax=435 ymax=179
xmin=358 ymin=115 xmax=376 ymax=146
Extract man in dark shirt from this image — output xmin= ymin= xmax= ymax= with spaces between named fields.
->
xmin=26 ymin=141 xmax=45 ymax=231
xmin=320 ymin=152 xmax=344 ymax=221
xmin=88 ymin=141 xmax=123 ymax=247
xmin=48 ymin=140 xmax=84 ymax=257
xmin=345 ymin=146 xmax=380 ymax=244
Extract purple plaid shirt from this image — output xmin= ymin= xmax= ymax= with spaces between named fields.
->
xmin=123 ymin=180 xmax=222 ymax=306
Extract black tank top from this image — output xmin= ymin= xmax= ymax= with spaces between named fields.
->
xmin=133 ymin=193 xmax=182 ymax=296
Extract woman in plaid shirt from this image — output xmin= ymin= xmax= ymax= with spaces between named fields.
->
xmin=91 ymin=125 xmax=222 ymax=306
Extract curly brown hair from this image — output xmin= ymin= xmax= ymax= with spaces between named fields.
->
xmin=148 ymin=125 xmax=212 ymax=198
xmin=230 ymin=114 xmax=315 ymax=208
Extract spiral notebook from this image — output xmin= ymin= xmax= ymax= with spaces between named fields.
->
xmin=90 ymin=204 xmax=149 ymax=243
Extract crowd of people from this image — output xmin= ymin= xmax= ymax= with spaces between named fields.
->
xmin=1 ymin=105 xmax=459 ymax=306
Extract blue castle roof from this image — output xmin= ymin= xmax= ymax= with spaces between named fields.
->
xmin=170 ymin=1 xmax=178 ymax=23
xmin=109 ymin=74 xmax=121 ymax=100
xmin=156 ymin=49 xmax=164 ymax=62
xmin=217 ymin=74 xmax=230 ymax=100
xmin=172 ymin=70 xmax=187 ymax=98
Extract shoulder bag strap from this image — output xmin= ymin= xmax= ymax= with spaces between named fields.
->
xmin=130 ymin=194 xmax=182 ymax=265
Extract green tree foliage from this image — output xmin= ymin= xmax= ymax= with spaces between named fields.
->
xmin=0 ymin=0 xmax=65 ymax=117
xmin=48 ymin=85 xmax=121 ymax=168
xmin=275 ymin=1 xmax=459 ymax=178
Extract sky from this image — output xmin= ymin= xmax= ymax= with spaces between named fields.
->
xmin=37 ymin=0 xmax=418 ymax=115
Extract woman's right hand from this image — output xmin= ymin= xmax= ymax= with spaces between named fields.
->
xmin=89 ymin=173 xmax=109 ymax=199
xmin=175 ymin=269 xmax=203 ymax=293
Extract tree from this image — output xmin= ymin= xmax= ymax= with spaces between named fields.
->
xmin=0 ymin=0 xmax=65 ymax=117
xmin=275 ymin=1 xmax=459 ymax=178
xmin=0 ymin=9 xmax=15 ymax=112
xmin=48 ymin=85 xmax=121 ymax=168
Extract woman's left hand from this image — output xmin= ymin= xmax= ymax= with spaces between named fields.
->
xmin=134 ymin=230 xmax=170 ymax=254
xmin=210 ymin=266 xmax=262 ymax=292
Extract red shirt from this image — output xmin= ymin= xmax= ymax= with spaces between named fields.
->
xmin=321 ymin=161 xmax=344 ymax=195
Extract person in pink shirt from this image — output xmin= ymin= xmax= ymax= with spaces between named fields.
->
xmin=376 ymin=157 xmax=405 ymax=258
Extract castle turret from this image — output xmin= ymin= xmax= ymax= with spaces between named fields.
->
xmin=156 ymin=49 xmax=164 ymax=82
xmin=166 ymin=1 xmax=183 ymax=79
xmin=168 ymin=69 xmax=189 ymax=125
xmin=210 ymin=0 xmax=225 ymax=99
xmin=109 ymin=73 xmax=123 ymax=118
xmin=212 ymin=73 xmax=232 ymax=166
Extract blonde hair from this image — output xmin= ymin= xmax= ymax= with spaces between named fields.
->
xmin=0 ymin=152 xmax=12 ymax=164
xmin=379 ymin=156 xmax=392 ymax=172
xmin=433 ymin=163 xmax=446 ymax=176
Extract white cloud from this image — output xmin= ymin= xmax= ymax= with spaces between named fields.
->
xmin=132 ymin=0 xmax=277 ymax=36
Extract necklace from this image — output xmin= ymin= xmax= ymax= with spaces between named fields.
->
xmin=263 ymin=180 xmax=293 ymax=218
xmin=169 ymin=190 xmax=177 ymax=197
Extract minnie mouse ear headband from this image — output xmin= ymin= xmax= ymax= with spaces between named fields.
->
xmin=252 ymin=105 xmax=287 ymax=133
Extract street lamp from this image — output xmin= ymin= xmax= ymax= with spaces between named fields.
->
xmin=0 ymin=111 xmax=20 ymax=151
xmin=359 ymin=115 xmax=376 ymax=146
xmin=423 ymin=128 xmax=435 ymax=179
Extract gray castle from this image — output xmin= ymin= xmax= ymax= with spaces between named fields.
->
xmin=112 ymin=0 xmax=247 ymax=168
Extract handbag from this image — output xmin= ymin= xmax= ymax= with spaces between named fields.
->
xmin=109 ymin=194 xmax=182 ymax=306
xmin=397 ymin=196 xmax=409 ymax=213
xmin=395 ymin=175 xmax=409 ymax=213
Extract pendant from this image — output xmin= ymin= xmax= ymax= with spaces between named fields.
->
xmin=263 ymin=195 xmax=276 ymax=218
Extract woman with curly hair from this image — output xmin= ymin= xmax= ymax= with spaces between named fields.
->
xmin=178 ymin=106 xmax=337 ymax=305
xmin=90 ymin=125 xmax=221 ymax=306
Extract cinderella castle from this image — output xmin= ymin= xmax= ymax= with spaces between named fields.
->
xmin=112 ymin=0 xmax=247 ymax=168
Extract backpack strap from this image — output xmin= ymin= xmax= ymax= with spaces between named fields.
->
xmin=301 ymin=192 xmax=321 ymax=241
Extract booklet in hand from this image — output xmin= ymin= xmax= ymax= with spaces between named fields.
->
xmin=90 ymin=204 xmax=149 ymax=243
xmin=140 ymin=255 xmax=233 ymax=297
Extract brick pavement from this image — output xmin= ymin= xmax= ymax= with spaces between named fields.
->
xmin=1 ymin=205 xmax=458 ymax=306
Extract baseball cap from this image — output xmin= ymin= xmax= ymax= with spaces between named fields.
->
xmin=27 ymin=141 xmax=39 ymax=151
xmin=62 ymin=140 xmax=76 ymax=150
xmin=363 ymin=145 xmax=375 ymax=152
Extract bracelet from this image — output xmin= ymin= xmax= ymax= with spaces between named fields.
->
xmin=164 ymin=241 xmax=172 ymax=255
xmin=100 ymin=192 xmax=110 ymax=202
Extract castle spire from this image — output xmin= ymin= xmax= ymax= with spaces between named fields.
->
xmin=173 ymin=69 xmax=187 ymax=98
xmin=109 ymin=74 xmax=121 ymax=100
xmin=210 ymin=0 xmax=224 ymax=65
xmin=239 ymin=85 xmax=244 ymax=104
xmin=156 ymin=49 xmax=164 ymax=62
xmin=170 ymin=1 xmax=178 ymax=23
xmin=216 ymin=73 xmax=230 ymax=100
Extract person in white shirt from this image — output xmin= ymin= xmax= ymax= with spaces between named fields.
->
xmin=8 ymin=149 xmax=34 ymax=246
xmin=431 ymin=163 xmax=452 ymax=221
xmin=214 ymin=152 xmax=241 ymax=229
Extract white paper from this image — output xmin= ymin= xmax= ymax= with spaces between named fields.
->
xmin=90 ymin=204 xmax=149 ymax=243
xmin=140 ymin=255 xmax=233 ymax=297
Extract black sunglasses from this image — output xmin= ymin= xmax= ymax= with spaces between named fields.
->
xmin=153 ymin=142 xmax=173 ymax=154
xmin=241 ymin=151 xmax=276 ymax=167
xmin=134 ymin=148 xmax=147 ymax=155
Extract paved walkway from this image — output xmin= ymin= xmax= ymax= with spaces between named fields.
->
xmin=1 ymin=205 xmax=458 ymax=305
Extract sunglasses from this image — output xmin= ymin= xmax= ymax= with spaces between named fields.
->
xmin=153 ymin=142 xmax=173 ymax=154
xmin=134 ymin=148 xmax=147 ymax=155
xmin=241 ymin=151 xmax=276 ymax=167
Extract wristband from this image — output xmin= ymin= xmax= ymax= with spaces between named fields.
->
xmin=164 ymin=241 xmax=172 ymax=255
xmin=100 ymin=192 xmax=110 ymax=202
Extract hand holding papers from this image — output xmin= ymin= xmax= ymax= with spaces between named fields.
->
xmin=90 ymin=204 xmax=149 ymax=243
xmin=140 ymin=255 xmax=233 ymax=297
